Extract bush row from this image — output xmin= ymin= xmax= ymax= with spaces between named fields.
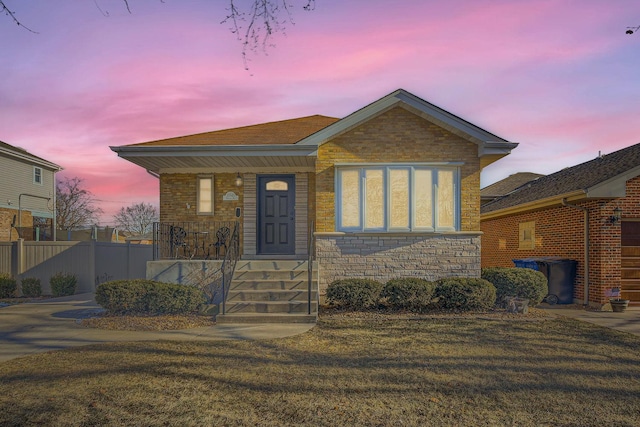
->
xmin=326 ymin=277 xmax=495 ymax=312
xmin=95 ymin=280 xmax=206 ymax=315
xmin=326 ymin=268 xmax=548 ymax=312
xmin=0 ymin=273 xmax=76 ymax=298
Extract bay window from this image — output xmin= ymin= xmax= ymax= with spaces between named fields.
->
xmin=336 ymin=165 xmax=459 ymax=232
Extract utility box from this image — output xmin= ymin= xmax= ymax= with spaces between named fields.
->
xmin=513 ymin=257 xmax=577 ymax=305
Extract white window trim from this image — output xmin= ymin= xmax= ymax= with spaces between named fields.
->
xmin=335 ymin=164 xmax=460 ymax=233
xmin=33 ymin=167 xmax=43 ymax=185
xmin=197 ymin=175 xmax=214 ymax=215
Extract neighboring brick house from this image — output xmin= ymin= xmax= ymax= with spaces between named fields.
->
xmin=481 ymin=143 xmax=640 ymax=307
xmin=112 ymin=89 xmax=517 ymax=294
xmin=0 ymin=141 xmax=62 ymax=241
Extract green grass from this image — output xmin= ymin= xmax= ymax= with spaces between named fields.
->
xmin=1 ymin=314 xmax=639 ymax=426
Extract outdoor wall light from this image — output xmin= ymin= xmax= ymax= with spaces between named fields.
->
xmin=610 ymin=207 xmax=622 ymax=224
xmin=626 ymin=26 xmax=640 ymax=35
xmin=235 ymin=173 xmax=243 ymax=187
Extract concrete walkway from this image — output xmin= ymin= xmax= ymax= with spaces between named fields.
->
xmin=0 ymin=294 xmax=315 ymax=362
xmin=540 ymin=304 xmax=640 ymax=337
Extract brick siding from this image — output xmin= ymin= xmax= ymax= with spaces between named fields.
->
xmin=481 ymin=176 xmax=640 ymax=305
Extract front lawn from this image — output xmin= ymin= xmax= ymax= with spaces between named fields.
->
xmin=1 ymin=313 xmax=639 ymax=426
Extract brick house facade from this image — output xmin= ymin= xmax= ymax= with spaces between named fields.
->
xmin=481 ymin=144 xmax=640 ymax=306
xmin=112 ymin=89 xmax=517 ymax=292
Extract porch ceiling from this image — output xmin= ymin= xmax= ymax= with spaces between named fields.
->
xmin=110 ymin=145 xmax=317 ymax=173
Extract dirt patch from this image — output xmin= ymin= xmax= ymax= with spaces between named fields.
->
xmin=79 ymin=314 xmax=216 ymax=331
xmin=320 ymin=306 xmax=554 ymax=321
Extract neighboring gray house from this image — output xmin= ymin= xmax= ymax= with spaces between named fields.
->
xmin=0 ymin=141 xmax=62 ymax=241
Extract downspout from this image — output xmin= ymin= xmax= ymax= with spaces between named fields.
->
xmin=562 ymin=198 xmax=589 ymax=305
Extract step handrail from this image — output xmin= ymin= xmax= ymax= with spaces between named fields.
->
xmin=307 ymin=220 xmax=315 ymax=315
xmin=221 ymin=221 xmax=241 ymax=315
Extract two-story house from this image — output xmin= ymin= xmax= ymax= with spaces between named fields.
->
xmin=0 ymin=141 xmax=62 ymax=241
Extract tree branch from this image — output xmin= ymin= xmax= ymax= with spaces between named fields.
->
xmin=0 ymin=0 xmax=38 ymax=33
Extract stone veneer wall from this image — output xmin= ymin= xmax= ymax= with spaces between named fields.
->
xmin=316 ymin=232 xmax=482 ymax=292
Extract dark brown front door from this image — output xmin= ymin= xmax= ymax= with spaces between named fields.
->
xmin=621 ymin=221 xmax=640 ymax=305
xmin=257 ymin=175 xmax=295 ymax=255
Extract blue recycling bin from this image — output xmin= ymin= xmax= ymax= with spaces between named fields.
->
xmin=513 ymin=257 xmax=576 ymax=304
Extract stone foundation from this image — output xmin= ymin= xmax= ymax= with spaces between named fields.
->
xmin=315 ymin=232 xmax=482 ymax=293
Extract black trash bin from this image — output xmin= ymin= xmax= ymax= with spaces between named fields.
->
xmin=513 ymin=257 xmax=577 ymax=305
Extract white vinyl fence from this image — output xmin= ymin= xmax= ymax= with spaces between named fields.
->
xmin=0 ymin=240 xmax=152 ymax=295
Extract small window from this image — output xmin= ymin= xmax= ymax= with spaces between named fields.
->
xmin=266 ymin=180 xmax=288 ymax=191
xmin=34 ymin=167 xmax=42 ymax=185
xmin=519 ymin=221 xmax=535 ymax=250
xmin=197 ymin=176 xmax=214 ymax=214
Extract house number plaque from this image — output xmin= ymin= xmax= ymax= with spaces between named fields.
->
xmin=223 ymin=191 xmax=239 ymax=201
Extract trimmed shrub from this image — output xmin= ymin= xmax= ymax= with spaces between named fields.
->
xmin=326 ymin=279 xmax=383 ymax=310
xmin=50 ymin=272 xmax=77 ymax=297
xmin=481 ymin=267 xmax=548 ymax=306
xmin=95 ymin=280 xmax=206 ymax=315
xmin=381 ymin=278 xmax=436 ymax=312
xmin=435 ymin=278 xmax=496 ymax=311
xmin=0 ymin=273 xmax=17 ymax=298
xmin=21 ymin=277 xmax=42 ymax=298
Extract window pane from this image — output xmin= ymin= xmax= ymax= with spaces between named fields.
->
xmin=390 ymin=169 xmax=409 ymax=228
xmin=266 ymin=180 xmax=288 ymax=191
xmin=414 ymin=169 xmax=432 ymax=228
xmin=199 ymin=177 xmax=212 ymax=213
xmin=340 ymin=170 xmax=360 ymax=228
xmin=437 ymin=170 xmax=455 ymax=228
xmin=365 ymin=169 xmax=384 ymax=229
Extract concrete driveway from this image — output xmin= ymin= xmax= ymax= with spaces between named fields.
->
xmin=0 ymin=293 xmax=315 ymax=362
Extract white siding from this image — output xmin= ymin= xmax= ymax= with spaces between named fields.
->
xmin=0 ymin=155 xmax=56 ymax=217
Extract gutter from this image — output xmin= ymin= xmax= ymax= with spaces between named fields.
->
xmin=562 ymin=198 xmax=589 ymax=306
xmin=481 ymin=190 xmax=586 ymax=220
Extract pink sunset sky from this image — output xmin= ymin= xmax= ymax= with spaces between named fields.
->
xmin=1 ymin=0 xmax=639 ymax=225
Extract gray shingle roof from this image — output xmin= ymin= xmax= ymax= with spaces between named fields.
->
xmin=481 ymin=172 xmax=544 ymax=199
xmin=481 ymin=142 xmax=640 ymax=213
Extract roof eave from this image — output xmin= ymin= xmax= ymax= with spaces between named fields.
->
xmin=111 ymin=144 xmax=318 ymax=158
xmin=0 ymin=146 xmax=63 ymax=171
xmin=585 ymin=164 xmax=640 ymax=198
xmin=296 ymin=89 xmax=518 ymax=159
xmin=481 ymin=190 xmax=587 ymax=220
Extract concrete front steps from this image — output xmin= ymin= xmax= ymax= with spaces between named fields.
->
xmin=215 ymin=260 xmax=318 ymax=324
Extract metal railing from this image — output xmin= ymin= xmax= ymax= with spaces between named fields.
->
xmin=221 ymin=222 xmax=240 ymax=314
xmin=153 ymin=221 xmax=237 ymax=260
xmin=307 ymin=220 xmax=315 ymax=315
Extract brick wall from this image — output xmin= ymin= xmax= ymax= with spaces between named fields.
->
xmin=480 ymin=176 xmax=640 ymax=305
xmin=316 ymin=232 xmax=482 ymax=292
xmin=315 ymin=105 xmax=481 ymax=233
xmin=160 ymin=173 xmax=243 ymax=223
xmin=0 ymin=208 xmax=32 ymax=242
xmin=314 ymin=105 xmax=483 ymax=290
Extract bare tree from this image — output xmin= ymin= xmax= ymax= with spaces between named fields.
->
xmin=113 ymin=202 xmax=158 ymax=235
xmin=223 ymin=0 xmax=315 ymax=68
xmin=1 ymin=0 xmax=316 ymax=67
xmin=56 ymin=177 xmax=103 ymax=230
